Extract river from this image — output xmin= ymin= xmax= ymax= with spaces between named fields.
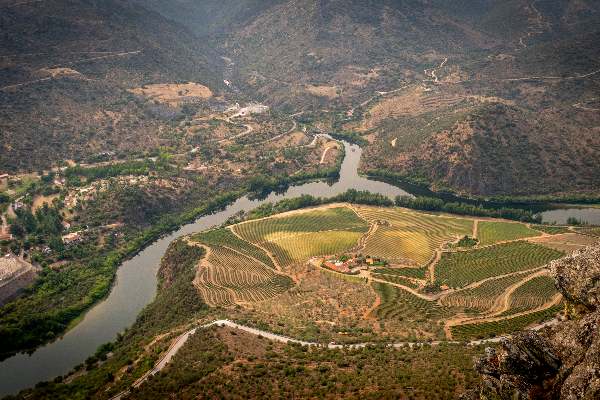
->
xmin=1 ymin=139 xmax=599 ymax=396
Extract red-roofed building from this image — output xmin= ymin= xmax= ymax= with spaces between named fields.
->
xmin=63 ymin=235 xmax=81 ymax=246
xmin=61 ymin=221 xmax=71 ymax=230
xmin=323 ymin=261 xmax=351 ymax=273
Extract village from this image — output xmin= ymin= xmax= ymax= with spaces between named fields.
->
xmin=0 ymin=171 xmax=152 ymax=256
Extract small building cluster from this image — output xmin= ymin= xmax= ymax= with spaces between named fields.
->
xmin=62 ymin=231 xmax=82 ymax=246
xmin=323 ymin=258 xmax=358 ymax=273
xmin=0 ymin=222 xmax=12 ymax=241
xmin=62 ymin=174 xmax=149 ymax=211
xmin=64 ymin=189 xmax=94 ymax=211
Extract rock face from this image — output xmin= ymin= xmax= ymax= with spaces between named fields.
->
xmin=463 ymin=242 xmax=600 ymax=400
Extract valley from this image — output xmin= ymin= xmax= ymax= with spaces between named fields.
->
xmin=2 ymin=0 xmax=600 ymax=399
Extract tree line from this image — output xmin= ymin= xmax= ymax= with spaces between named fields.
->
xmin=395 ymin=195 xmax=544 ymax=223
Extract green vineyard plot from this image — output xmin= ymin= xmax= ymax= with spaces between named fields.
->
xmin=496 ymin=276 xmax=559 ymax=317
xmin=191 ymin=229 xmax=276 ymax=269
xmin=451 ymin=304 xmax=563 ymax=340
xmin=442 ymin=272 xmax=535 ymax=312
xmin=370 ymin=281 xmax=436 ymax=320
xmin=190 ymin=231 xmax=294 ymax=307
xmin=435 ymin=241 xmax=564 ymax=288
xmin=234 ymin=206 xmax=369 ymax=244
xmin=370 ymin=282 xmax=457 ymax=321
xmin=532 ymin=225 xmax=573 ymax=235
xmin=232 ymin=207 xmax=370 ymax=267
xmin=261 ymin=227 xmax=370 ymax=267
xmin=358 ymin=207 xmax=473 ymax=265
xmin=477 ymin=221 xmax=542 ymax=246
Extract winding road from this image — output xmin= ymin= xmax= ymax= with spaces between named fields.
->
xmin=110 ymin=316 xmax=561 ymax=399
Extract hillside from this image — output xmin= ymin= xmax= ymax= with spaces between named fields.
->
xmin=0 ymin=0 xmax=224 ymax=171
xmin=132 ymin=0 xmax=600 ymax=110
xmin=428 ymin=0 xmax=600 ymax=47
xmin=133 ymin=0 xmax=502 ymax=109
xmin=354 ymin=26 xmax=600 ymax=197
xmin=361 ymin=101 xmax=600 ymax=196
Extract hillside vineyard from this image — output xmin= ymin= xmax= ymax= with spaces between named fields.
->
xmin=1 ymin=1 xmax=600 ymax=399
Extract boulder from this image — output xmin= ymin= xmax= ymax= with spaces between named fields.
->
xmin=463 ymin=243 xmax=600 ymax=400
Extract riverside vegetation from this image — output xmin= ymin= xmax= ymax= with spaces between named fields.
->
xmin=7 ymin=191 xmax=593 ymax=399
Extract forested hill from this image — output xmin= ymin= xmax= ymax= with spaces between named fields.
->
xmin=131 ymin=0 xmax=600 ymax=87
xmin=0 ymin=0 xmax=225 ymax=171
xmin=0 ymin=0 xmax=223 ymax=89
xmin=131 ymin=0 xmax=500 ymax=104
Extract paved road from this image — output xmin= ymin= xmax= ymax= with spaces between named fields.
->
xmin=110 ymin=316 xmax=561 ymax=399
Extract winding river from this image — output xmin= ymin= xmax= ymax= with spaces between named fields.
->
xmin=1 ymin=139 xmax=599 ymax=397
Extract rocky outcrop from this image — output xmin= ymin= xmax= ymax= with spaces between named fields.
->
xmin=463 ymin=242 xmax=600 ymax=400
xmin=0 ymin=266 xmax=37 ymax=307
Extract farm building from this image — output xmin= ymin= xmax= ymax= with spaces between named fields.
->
xmin=324 ymin=260 xmax=356 ymax=273
xmin=62 ymin=232 xmax=82 ymax=246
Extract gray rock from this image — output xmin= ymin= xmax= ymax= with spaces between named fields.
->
xmin=466 ymin=243 xmax=600 ymax=400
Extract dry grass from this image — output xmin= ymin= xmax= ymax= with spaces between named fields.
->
xmin=129 ymin=82 xmax=212 ymax=104
xmin=526 ymin=232 xmax=598 ymax=252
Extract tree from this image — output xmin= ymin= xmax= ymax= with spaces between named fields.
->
xmin=9 ymin=220 xmax=25 ymax=238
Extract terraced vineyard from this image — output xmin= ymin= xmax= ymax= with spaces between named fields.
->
xmin=191 ymin=229 xmax=275 ymax=269
xmin=532 ymin=225 xmax=573 ymax=235
xmin=369 ymin=282 xmax=437 ymax=320
xmin=357 ymin=207 xmax=473 ymax=265
xmin=232 ymin=207 xmax=370 ymax=267
xmin=370 ymin=273 xmax=418 ymax=289
xmin=187 ymin=204 xmax=568 ymax=339
xmin=477 ymin=221 xmax=541 ymax=246
xmin=234 ymin=206 xmax=369 ymax=244
xmin=574 ymin=226 xmax=600 ymax=238
xmin=435 ymin=241 xmax=564 ymax=288
xmin=442 ymin=272 xmax=535 ymax=312
xmin=371 ymin=267 xmax=427 ymax=280
xmin=451 ymin=304 xmax=563 ymax=340
xmin=190 ymin=230 xmax=294 ymax=307
xmin=370 ymin=282 xmax=461 ymax=322
xmin=260 ymin=227 xmax=370 ymax=268
xmin=497 ymin=276 xmax=559 ymax=317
